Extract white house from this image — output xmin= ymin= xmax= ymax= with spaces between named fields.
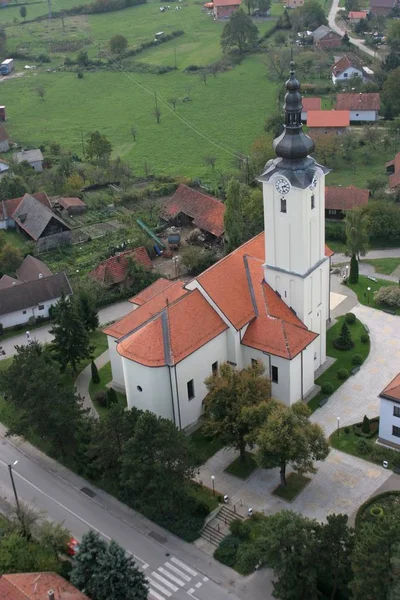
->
xmin=378 ymin=374 xmax=400 ymax=449
xmin=15 ymin=148 xmax=44 ymax=172
xmin=335 ymin=92 xmax=380 ymax=122
xmin=105 ymin=63 xmax=332 ymax=430
xmin=331 ymin=55 xmax=364 ymax=85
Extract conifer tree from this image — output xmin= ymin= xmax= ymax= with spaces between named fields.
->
xmin=106 ymin=387 xmax=118 ymax=407
xmin=78 ymin=291 xmax=99 ymax=332
xmin=95 ymin=540 xmax=148 ymax=600
xmin=333 ymin=321 xmax=354 ymax=350
xmin=91 ymin=361 xmax=100 ymax=384
xmin=70 ymin=531 xmax=107 ymax=597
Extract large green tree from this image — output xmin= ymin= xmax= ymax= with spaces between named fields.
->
xmin=221 ymin=10 xmax=259 ymax=54
xmin=256 ymin=401 xmax=330 ymax=486
xmin=344 ymin=208 xmax=370 ymax=284
xmin=109 ymin=34 xmax=128 ymax=57
xmin=95 ymin=540 xmax=148 ymax=600
xmin=77 ymin=290 xmax=99 ymax=332
xmin=0 ymin=532 xmax=59 ymax=574
xmin=0 ymin=175 xmax=26 ymax=201
xmin=85 ymin=131 xmax=112 ymax=162
xmin=70 ymin=530 xmax=108 ymax=597
xmin=318 ymin=514 xmax=355 ymax=600
xmin=50 ymin=294 xmax=93 ymax=372
xmin=202 ymin=361 xmax=271 ymax=461
xmin=382 ymin=66 xmax=400 ymax=119
xmin=290 ymin=0 xmax=327 ymax=31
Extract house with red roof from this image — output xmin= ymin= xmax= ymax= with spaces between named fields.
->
xmin=335 ymin=92 xmax=380 ymax=122
xmin=301 ymin=97 xmax=321 ymax=122
xmin=213 ymin=0 xmax=242 ymax=18
xmin=0 ymin=572 xmax=89 ymax=600
xmin=161 ymin=184 xmax=225 ymax=239
xmin=348 ymin=9 xmax=368 ymax=23
xmin=379 ymin=373 xmax=400 ymax=449
xmin=307 ymin=110 xmax=350 ymax=134
xmin=331 ymin=54 xmax=365 ymax=85
xmin=325 ymin=186 xmax=369 ymax=219
xmin=57 ymin=196 xmax=87 ymax=215
xmin=370 ymin=0 xmax=397 ymax=15
xmin=386 ymin=151 xmax=400 ymax=190
xmin=89 ymin=247 xmax=153 ymax=288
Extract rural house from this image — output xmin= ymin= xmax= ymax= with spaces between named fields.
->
xmin=0 ymin=192 xmax=51 ymax=230
xmin=312 ymin=25 xmax=342 ymax=49
xmin=335 ymin=92 xmax=380 ymax=121
xmin=370 ymin=0 xmax=397 ymax=15
xmin=57 ymin=196 xmax=87 ymax=216
xmin=0 ymin=159 xmax=9 ymax=179
xmin=16 ymin=254 xmax=53 ymax=281
xmin=301 ymin=97 xmax=321 ymax=122
xmin=0 ymin=572 xmax=89 ymax=600
xmin=161 ymin=183 xmax=225 ymax=239
xmin=307 ymin=110 xmax=350 ymax=134
xmin=0 ymin=125 xmax=9 ymax=153
xmin=14 ymin=148 xmax=44 ymax=172
xmin=89 ymin=247 xmax=153 ymax=288
xmin=386 ymin=152 xmax=400 ymax=189
xmin=378 ymin=373 xmax=400 ymax=449
xmin=348 ymin=10 xmax=368 ymax=22
xmin=331 ymin=54 xmax=364 ymax=84
xmin=286 ymin=0 xmax=304 ymax=7
xmin=325 ymin=186 xmax=369 ymax=219
xmin=213 ymin=0 xmax=242 ymax=18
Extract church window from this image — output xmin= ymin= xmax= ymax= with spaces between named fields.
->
xmin=212 ymin=361 xmax=218 ymax=374
xmin=392 ymin=425 xmax=400 ymax=438
xmin=137 ymin=385 xmax=143 ymax=392
xmin=311 ymin=195 xmax=315 ymax=210
xmin=271 ymin=366 xmax=278 ymax=383
xmin=280 ymin=198 xmax=287 ymax=213
xmin=187 ymin=379 xmax=195 ymax=400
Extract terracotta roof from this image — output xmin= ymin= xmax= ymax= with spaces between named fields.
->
xmin=0 ymin=275 xmax=22 ymax=290
xmin=325 ymin=186 xmax=369 ymax=210
xmin=161 ymin=184 xmax=225 ymax=237
xmin=0 ymin=573 xmax=89 ymax=600
xmin=104 ymin=280 xmax=188 ymax=338
xmin=129 ymin=277 xmax=177 ymax=305
xmin=335 ymin=92 xmax=380 ymax=111
xmin=0 ymin=272 xmax=72 ymax=316
xmin=388 ymin=152 xmax=400 ymax=188
xmin=348 ymin=10 xmax=368 ymax=17
xmin=332 ymin=54 xmax=363 ymax=76
xmin=325 ymin=244 xmax=334 ymax=257
xmin=214 ymin=0 xmax=241 ymax=5
xmin=16 ymin=255 xmax=52 ymax=282
xmin=307 ymin=110 xmax=350 ymax=127
xmin=0 ymin=125 xmax=9 ymax=142
xmin=380 ymin=373 xmax=400 ymax=402
xmin=0 ymin=192 xmax=51 ymax=221
xmin=89 ymin=248 xmax=153 ymax=286
xmin=58 ymin=197 xmax=86 ymax=209
xmin=301 ymin=97 xmax=321 ymax=112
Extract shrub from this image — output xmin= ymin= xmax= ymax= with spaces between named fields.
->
xmin=106 ymin=387 xmax=118 ymax=406
xmin=333 ymin=321 xmax=354 ymax=351
xmin=58 ymin=559 xmax=73 ymax=580
xmin=77 ymin=71 xmax=84 ymax=78
xmin=91 ymin=360 xmax=100 ymax=384
xmin=214 ymin=536 xmax=240 ymax=567
xmin=235 ymin=544 xmax=261 ymax=575
xmin=345 ymin=312 xmax=356 ymax=324
xmin=357 ymin=438 xmax=370 ymax=455
xmin=370 ymin=505 xmax=384 ymax=517
xmin=27 ymin=316 xmax=37 ymax=326
xmin=344 ymin=427 xmax=350 ymax=434
xmin=94 ymin=390 xmax=107 ymax=406
xmin=337 ymin=368 xmax=349 ymax=381
xmin=229 ymin=519 xmax=251 ymax=540
xmin=0 ymin=323 xmax=3 ymax=336
xmin=325 ymin=221 xmax=346 ymax=242
xmin=361 ymin=332 xmax=370 ymax=343
xmin=321 ymin=382 xmax=334 ymax=395
xmin=362 ymin=415 xmax=370 ymax=434
xmin=374 ymin=286 xmax=400 ymax=308
xmin=352 ymin=354 xmax=363 ymax=366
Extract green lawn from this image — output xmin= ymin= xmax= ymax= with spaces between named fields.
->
xmin=224 ymin=451 xmax=258 ymax=479
xmin=362 ymin=257 xmax=400 ymax=276
xmin=330 ymin=425 xmax=400 ymax=472
xmin=3 ymin=229 xmax=30 ymax=252
xmin=88 ymin=360 xmax=127 ymax=417
xmin=346 ymin=274 xmax=400 ymax=315
xmin=308 ymin=316 xmax=370 ymax=412
xmin=188 ymin=481 xmax=219 ymax=512
xmin=272 ymin=472 xmax=311 ymax=501
xmin=190 ymin=426 xmax=224 ymax=466
xmin=356 ymin=491 xmax=400 ymax=530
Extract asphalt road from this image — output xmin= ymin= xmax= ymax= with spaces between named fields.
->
xmin=328 ymin=0 xmax=379 ymax=60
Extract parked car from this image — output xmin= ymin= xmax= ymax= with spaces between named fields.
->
xmin=67 ymin=537 xmax=80 ymax=556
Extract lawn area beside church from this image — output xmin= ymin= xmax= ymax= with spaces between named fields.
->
xmin=89 ymin=361 xmax=127 ymax=417
xmin=346 ymin=275 xmax=400 ymax=316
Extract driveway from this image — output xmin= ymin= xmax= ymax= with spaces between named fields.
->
xmin=328 ymin=0 xmax=380 ymax=59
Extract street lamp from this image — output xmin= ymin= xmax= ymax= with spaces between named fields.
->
xmin=172 ymin=256 xmax=179 ymax=279
xmin=211 ymin=475 xmax=215 ymax=496
xmin=367 ymin=286 xmax=371 ymax=305
xmin=8 ymin=461 xmax=20 ymax=511
xmin=337 ymin=416 xmax=341 ymax=437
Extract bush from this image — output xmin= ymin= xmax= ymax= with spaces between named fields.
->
xmin=325 ymin=221 xmax=346 ymax=242
xmin=106 ymin=387 xmax=118 ymax=406
xmin=235 ymin=544 xmax=261 ymax=575
xmin=77 ymin=71 xmax=84 ymax=78
xmin=337 ymin=368 xmax=349 ymax=381
xmin=27 ymin=316 xmax=37 ymax=326
xmin=370 ymin=505 xmax=384 ymax=517
xmin=361 ymin=332 xmax=370 ymax=343
xmin=321 ymin=382 xmax=334 ymax=395
xmin=362 ymin=415 xmax=370 ymax=434
xmin=345 ymin=312 xmax=356 ymax=324
xmin=374 ymin=286 xmax=400 ymax=308
xmin=229 ymin=519 xmax=251 ymax=540
xmin=94 ymin=390 xmax=107 ymax=406
xmin=91 ymin=360 xmax=100 ymax=384
xmin=58 ymin=560 xmax=73 ymax=580
xmin=0 ymin=323 xmax=3 ymax=336
xmin=352 ymin=354 xmax=363 ymax=366
xmin=214 ymin=535 xmax=240 ymax=567
xmin=344 ymin=427 xmax=350 ymax=434
xmin=357 ymin=438 xmax=370 ymax=455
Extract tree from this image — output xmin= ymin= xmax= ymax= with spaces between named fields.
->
xmin=106 ymin=387 xmax=118 ymax=407
xmin=333 ymin=320 xmax=354 ymax=350
xmin=77 ymin=290 xmax=99 ymax=331
xmin=0 ymin=175 xmax=26 ymax=201
xmin=153 ymin=107 xmax=161 ymax=124
xmin=362 ymin=414 xmax=370 ymax=434
xmin=345 ymin=0 xmax=359 ymax=12
xmin=168 ymin=96 xmax=178 ymax=111
xmin=382 ymin=67 xmax=400 ymax=119
xmin=130 ymin=125 xmax=137 ymax=140
xmin=314 ymin=133 xmax=338 ymax=166
xmin=266 ymin=48 xmax=292 ymax=80
xmin=50 ymin=294 xmax=93 ymax=372
xmin=203 ymin=155 xmax=217 ymax=171
xmin=265 ymin=112 xmax=284 ymax=137
xmin=50 ymin=142 xmax=61 ymax=155
xmin=202 ymin=361 xmax=271 ymax=461
xmin=256 ymin=401 xmax=330 ymax=486
xmin=19 ymin=5 xmax=27 ymax=19
xmin=318 ymin=514 xmax=355 ymax=600
xmin=77 ymin=50 xmax=89 ymax=67
xmin=387 ymin=19 xmax=400 ymax=53
xmin=0 ymin=27 xmax=6 ymax=56
xmin=91 ymin=360 xmax=100 ymax=384
xmin=37 ymin=521 xmax=70 ymax=561
xmin=345 ymin=208 xmax=369 ymax=283
xmin=70 ymin=530 xmax=107 ymax=597
xmin=36 ymin=85 xmax=45 ymax=101
xmin=109 ymin=34 xmax=128 ymax=57
xmin=0 ymin=531 xmax=59 ymax=574
xmin=0 ymin=243 xmax=23 ymax=275
xmin=366 ymin=177 xmax=386 ymax=197
xmin=221 ymin=9 xmax=259 ymax=54
xmin=292 ymin=0 xmax=327 ymax=31
xmin=85 ymin=131 xmax=112 ymax=162
xmin=224 ymin=178 xmax=244 ymax=252
xmin=95 ymin=540 xmax=148 ymax=600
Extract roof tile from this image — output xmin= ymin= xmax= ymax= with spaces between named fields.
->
xmin=1 ymin=573 xmax=89 ymax=600
xmin=307 ymin=110 xmax=350 ymax=127
xmin=301 ymin=97 xmax=321 ymax=111
xmin=325 ymin=186 xmax=369 ymax=210
xmin=335 ymin=92 xmax=380 ymax=111
xmin=380 ymin=373 xmax=400 ymax=401
xmin=129 ymin=278 xmax=175 ymax=305
xmin=89 ymin=248 xmax=152 ymax=286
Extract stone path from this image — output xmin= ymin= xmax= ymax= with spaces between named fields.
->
xmin=75 ymin=350 xmax=110 ymax=418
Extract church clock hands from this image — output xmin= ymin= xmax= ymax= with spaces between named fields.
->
xmin=275 ymin=178 xmax=290 ymax=195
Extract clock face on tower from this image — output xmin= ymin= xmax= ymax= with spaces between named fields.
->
xmin=309 ymin=175 xmax=318 ymax=190
xmin=275 ymin=178 xmax=290 ymax=195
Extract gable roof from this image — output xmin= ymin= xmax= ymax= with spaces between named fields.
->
xmin=312 ymin=25 xmax=332 ymax=40
xmin=380 ymin=373 xmax=400 ymax=403
xmin=12 ymin=194 xmax=70 ymax=241
xmin=58 ymin=197 xmax=86 ymax=209
xmin=15 ymin=149 xmax=43 ymax=165
xmin=0 ymin=272 xmax=72 ymax=316
xmin=89 ymin=248 xmax=153 ymax=286
xmin=348 ymin=10 xmax=368 ymax=17
xmin=325 ymin=186 xmax=369 ymax=210
xmin=332 ymin=54 xmax=363 ymax=76
xmin=161 ymin=184 xmax=225 ymax=237
xmin=129 ymin=277 xmax=178 ymax=306
xmin=370 ymin=0 xmax=396 ymax=7
xmin=389 ymin=152 xmax=400 ymax=188
xmin=0 ymin=192 xmax=51 ymax=221
xmin=307 ymin=110 xmax=350 ymax=127
xmin=0 ymin=573 xmax=89 ymax=600
xmin=335 ymin=92 xmax=380 ymax=111
xmin=214 ymin=0 xmax=242 ymax=4
xmin=301 ymin=97 xmax=321 ymax=112
xmin=0 ymin=275 xmax=22 ymax=290
xmin=16 ymin=255 xmax=52 ymax=282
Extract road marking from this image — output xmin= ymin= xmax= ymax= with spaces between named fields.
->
xmin=202 ymin=577 xmax=209 ymax=582
xmin=149 ymin=589 xmax=166 ymax=600
xmin=158 ymin=567 xmax=185 ymax=587
xmin=170 ymin=556 xmax=198 ymax=576
xmin=195 ymin=582 xmax=202 ymax=589
xmin=0 ymin=458 xmax=149 ymax=570
xmin=164 ymin=562 xmax=191 ymax=582
xmin=151 ymin=572 xmax=179 ymax=592
xmin=147 ymin=578 xmax=172 ymax=597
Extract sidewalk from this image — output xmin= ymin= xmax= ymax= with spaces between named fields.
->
xmin=75 ymin=350 xmax=110 ymax=417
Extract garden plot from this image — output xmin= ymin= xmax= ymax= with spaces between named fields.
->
xmin=81 ymin=222 xmax=120 ymax=239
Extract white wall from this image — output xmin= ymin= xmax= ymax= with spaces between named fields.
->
xmin=349 ymin=109 xmax=377 ymax=122
xmin=379 ymin=397 xmax=400 ymax=447
xmin=0 ymin=297 xmax=58 ymax=328
xmin=332 ymin=67 xmax=363 ymax=84
xmin=30 ymin=160 xmax=43 ymax=173
xmin=107 ymin=335 xmax=125 ymax=391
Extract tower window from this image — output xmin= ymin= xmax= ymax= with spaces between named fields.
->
xmin=212 ymin=361 xmax=218 ymax=375
xmin=311 ymin=195 xmax=315 ymax=210
xmin=271 ymin=366 xmax=278 ymax=383
xmin=280 ymin=198 xmax=287 ymax=213
xmin=187 ymin=379 xmax=195 ymax=400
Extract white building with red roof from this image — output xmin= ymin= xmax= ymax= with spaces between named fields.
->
xmin=379 ymin=373 xmax=400 ymax=449
xmin=335 ymin=92 xmax=380 ymax=122
xmin=213 ymin=0 xmax=242 ymax=19
xmin=105 ymin=64 xmax=332 ymax=429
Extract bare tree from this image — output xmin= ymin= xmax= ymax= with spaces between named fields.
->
xmin=130 ymin=126 xmax=137 ymax=141
xmin=7 ymin=500 xmax=44 ymax=541
xmin=200 ymin=70 xmax=208 ymax=85
xmin=265 ymin=48 xmax=291 ymax=81
xmin=143 ymin=161 xmax=153 ymax=178
xmin=186 ymin=85 xmax=192 ymax=100
xmin=153 ymin=107 xmax=161 ymax=124
xmin=168 ymin=96 xmax=178 ymax=111
xmin=204 ymin=155 xmax=217 ymax=171
xmin=36 ymin=85 xmax=46 ymax=101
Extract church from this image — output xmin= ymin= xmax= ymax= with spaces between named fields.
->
xmin=104 ymin=63 xmax=332 ymax=430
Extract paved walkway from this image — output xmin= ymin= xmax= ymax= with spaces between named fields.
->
xmin=332 ymin=248 xmax=400 ymax=265
xmin=75 ymin=350 xmax=110 ymax=418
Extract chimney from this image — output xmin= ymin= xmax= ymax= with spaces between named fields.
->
xmin=38 ymin=273 xmax=43 ymax=279
xmin=47 ymin=591 xmax=55 ymax=600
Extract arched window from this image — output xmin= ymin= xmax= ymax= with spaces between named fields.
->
xmin=280 ymin=197 xmax=287 ymax=213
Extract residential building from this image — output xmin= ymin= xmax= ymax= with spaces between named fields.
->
xmin=129 ymin=277 xmax=173 ymax=309
xmin=348 ymin=9 xmax=368 ymax=22
xmin=213 ymin=0 xmax=242 ymax=18
xmin=0 ymin=572 xmax=89 ymax=600
xmin=307 ymin=110 xmax=350 ymax=134
xmin=378 ymin=373 xmax=400 ymax=449
xmin=312 ymin=25 xmax=342 ymax=49
xmin=16 ymin=254 xmax=53 ymax=281
xmin=0 ymin=158 xmax=9 ymax=179
xmin=331 ymin=54 xmax=364 ymax=84
xmin=335 ymin=92 xmax=380 ymax=121
xmin=0 ymin=124 xmax=9 ymax=153
xmin=370 ymin=0 xmax=397 ymax=15
xmin=286 ymin=0 xmax=304 ymax=7
xmin=386 ymin=151 xmax=400 ymax=189
xmin=89 ymin=247 xmax=153 ymax=287
xmin=325 ymin=186 xmax=369 ymax=219
xmin=57 ymin=196 xmax=87 ymax=215
xmin=105 ymin=64 xmax=332 ymax=430
xmin=301 ymin=97 xmax=321 ymax=122
xmin=161 ymin=183 xmax=225 ymax=239
xmin=0 ymin=192 xmax=51 ymax=230
xmin=14 ymin=148 xmax=44 ymax=172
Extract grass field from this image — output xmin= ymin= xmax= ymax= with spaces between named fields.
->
xmin=347 ymin=274 xmax=400 ymax=315
xmin=272 ymin=472 xmax=311 ymax=501
xmin=362 ymin=257 xmax=400 ymax=276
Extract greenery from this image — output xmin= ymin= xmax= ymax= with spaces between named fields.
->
xmin=91 ymin=360 xmax=100 ymax=384
xmin=88 ymin=361 xmax=127 ymax=416
xmin=345 ymin=312 xmax=356 ymax=324
xmin=272 ymin=472 xmax=311 ymax=501
xmin=347 ymin=275 xmax=400 ymax=315
xmin=337 ymin=368 xmax=349 ymax=380
xmin=363 ymin=257 xmax=400 ymax=276
xmin=321 ymin=381 xmax=334 ymax=395
xmin=356 ymin=491 xmax=400 ymax=530
xmin=351 ymin=353 xmax=363 ymax=366
xmin=221 ymin=9 xmax=259 ymax=54
xmin=224 ymin=451 xmax=258 ymax=479
xmin=189 ymin=426 xmax=224 ymax=465
xmin=374 ymin=285 xmax=400 ymax=309
xmin=333 ymin=320 xmax=354 ymax=351
xmin=344 ymin=209 xmax=369 ymax=284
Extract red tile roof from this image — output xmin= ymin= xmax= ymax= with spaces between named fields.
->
xmin=325 ymin=186 xmax=369 ymax=210
xmin=325 ymin=244 xmax=334 ymax=258
xmin=214 ymin=0 xmax=241 ymax=5
xmin=335 ymin=92 xmax=380 ymax=111
xmin=388 ymin=152 xmax=400 ymax=188
xmin=89 ymin=248 xmax=152 ymax=286
xmin=0 ymin=192 xmax=51 ymax=220
xmin=162 ymin=184 xmax=225 ymax=237
xmin=307 ymin=110 xmax=350 ymax=128
xmin=332 ymin=54 xmax=363 ymax=76
xmin=302 ymin=97 xmax=321 ymax=112
xmin=380 ymin=373 xmax=400 ymax=402
xmin=348 ymin=10 xmax=368 ymax=17
xmin=0 ymin=573 xmax=89 ymax=600
xmin=129 ymin=277 xmax=174 ymax=305
xmin=58 ymin=197 xmax=86 ymax=209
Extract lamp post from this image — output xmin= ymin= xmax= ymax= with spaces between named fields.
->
xmin=211 ymin=475 xmax=215 ymax=496
xmin=337 ymin=416 xmax=340 ymax=437
xmin=345 ymin=265 xmax=349 ymax=280
xmin=367 ymin=286 xmax=371 ymax=305
xmin=8 ymin=461 xmax=20 ymax=511
xmin=172 ymin=256 xmax=179 ymax=279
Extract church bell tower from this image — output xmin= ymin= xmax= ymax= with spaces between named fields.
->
xmin=259 ymin=61 xmax=329 ymax=368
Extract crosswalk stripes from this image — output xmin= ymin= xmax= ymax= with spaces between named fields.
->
xmin=148 ymin=556 xmax=202 ymax=600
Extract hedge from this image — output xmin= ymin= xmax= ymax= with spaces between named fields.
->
xmin=355 ymin=490 xmax=400 ymax=530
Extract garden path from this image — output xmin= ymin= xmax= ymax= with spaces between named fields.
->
xmin=75 ymin=350 xmax=109 ymax=418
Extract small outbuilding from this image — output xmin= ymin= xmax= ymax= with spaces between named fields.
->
xmin=307 ymin=110 xmax=350 ymax=135
xmin=213 ymin=0 xmax=242 ymax=19
xmin=301 ymin=97 xmax=321 ymax=122
xmin=325 ymin=186 xmax=369 ymax=219
xmin=58 ymin=196 xmax=87 ymax=215
xmin=312 ymin=25 xmax=342 ymax=49
xmin=335 ymin=92 xmax=380 ymax=122
xmin=15 ymin=148 xmax=44 ymax=172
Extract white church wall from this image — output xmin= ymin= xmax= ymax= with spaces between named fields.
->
xmin=379 ymin=397 xmax=400 ymax=448
xmin=107 ymin=336 xmax=125 ymax=391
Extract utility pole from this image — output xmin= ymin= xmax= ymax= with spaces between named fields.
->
xmin=47 ymin=0 xmax=52 ymax=20
xmin=174 ymin=46 xmax=177 ymax=69
xmin=8 ymin=463 xmax=20 ymax=512
xmin=154 ymin=91 xmax=158 ymax=113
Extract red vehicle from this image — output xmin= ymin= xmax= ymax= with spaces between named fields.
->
xmin=67 ymin=538 xmax=80 ymax=557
